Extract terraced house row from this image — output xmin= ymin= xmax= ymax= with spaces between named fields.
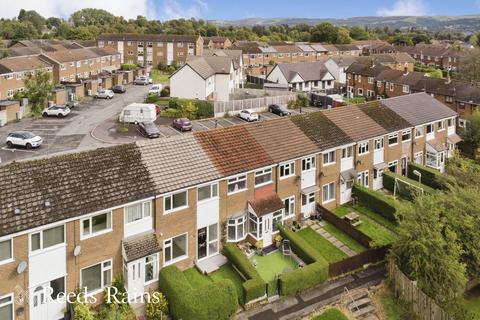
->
xmin=0 ymin=93 xmax=459 ymax=320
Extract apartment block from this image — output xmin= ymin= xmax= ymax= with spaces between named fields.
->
xmin=97 ymin=33 xmax=204 ymax=67
xmin=0 ymin=93 xmax=459 ymax=320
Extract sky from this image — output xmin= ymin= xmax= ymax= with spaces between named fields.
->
xmin=0 ymin=0 xmax=479 ymax=20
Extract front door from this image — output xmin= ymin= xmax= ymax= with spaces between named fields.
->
xmin=127 ymin=260 xmax=144 ymax=299
xmin=373 ymin=168 xmax=384 ymax=191
xmin=30 ymin=286 xmax=48 ymax=320
xmin=301 ymin=192 xmax=316 ymax=219
xmin=197 ymin=227 xmax=207 ymax=260
xmin=262 ymin=214 xmax=273 ymax=247
xmin=340 ymin=180 xmax=353 ymax=204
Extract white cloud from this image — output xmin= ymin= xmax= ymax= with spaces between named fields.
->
xmin=0 ymin=0 xmax=153 ymax=19
xmin=160 ymin=0 xmax=209 ymax=20
xmin=377 ymin=0 xmax=428 ymax=16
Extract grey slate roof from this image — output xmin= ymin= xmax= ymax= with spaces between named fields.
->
xmin=275 ymin=61 xmax=331 ymax=82
xmin=137 ymin=135 xmax=221 ymax=194
xmin=382 ymin=92 xmax=458 ymax=126
xmin=180 ymin=56 xmax=234 ymax=79
xmin=123 ymin=232 xmax=161 ymax=262
xmin=98 ymin=33 xmax=200 ymax=42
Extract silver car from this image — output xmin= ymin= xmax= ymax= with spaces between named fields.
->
xmin=94 ymin=89 xmax=114 ymax=99
xmin=134 ymin=76 xmax=149 ymax=86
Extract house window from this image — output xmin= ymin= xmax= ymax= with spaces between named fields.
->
xmin=368 ymin=77 xmax=374 ymax=84
xmin=377 ymin=81 xmax=382 ymax=88
xmin=4 ymin=74 xmax=13 ymax=80
xmin=402 ymin=130 xmax=411 ymax=143
xmin=279 ymin=162 xmax=295 ymax=178
xmin=227 ymin=175 xmax=247 ymax=194
xmin=7 ymin=90 xmax=13 ymax=98
xmin=197 ymin=183 xmax=218 ymax=202
xmin=358 ymin=141 xmax=369 ymax=155
xmin=459 ymin=119 xmax=467 ymax=128
xmin=178 ymin=52 xmax=184 ymax=57
xmin=322 ymin=182 xmax=335 ymax=204
xmin=125 ymin=201 xmax=151 ymax=222
xmin=49 ymin=277 xmax=66 ymax=301
xmin=323 ymin=151 xmax=336 ymax=165
xmin=414 ymin=152 xmax=423 ymax=165
xmin=164 ymin=233 xmax=188 ymax=264
xmin=367 ymin=90 xmax=375 ymax=97
xmin=402 ymin=85 xmax=410 ymax=93
xmin=446 ymin=96 xmax=453 ymax=103
xmin=177 ymin=43 xmax=184 ymax=48
xmin=426 ymin=124 xmax=434 ymax=134
xmin=227 ymin=215 xmax=247 ymax=242
xmin=81 ymin=212 xmax=112 ymax=238
xmin=248 ymin=213 xmax=262 ymax=239
xmin=302 ymin=156 xmax=316 ymax=171
xmin=447 ymin=118 xmax=454 ymax=128
xmin=388 ymin=161 xmax=398 ymax=174
xmin=0 ymin=294 xmax=13 ymax=320
xmin=415 ymin=126 xmax=424 ymax=138
xmin=389 ymin=83 xmax=394 ymax=91
xmin=357 ymin=170 xmax=369 ymax=187
xmin=81 ymin=260 xmax=112 ymax=294
xmin=374 ymin=138 xmax=384 ymax=150
xmin=342 ymin=146 xmax=353 ymax=158
xmin=164 ymin=191 xmax=188 ymax=213
xmin=388 ymin=133 xmax=398 ymax=146
xmin=145 ymin=254 xmax=158 ymax=283
xmin=157 ymin=42 xmax=163 ymax=47
xmin=0 ymin=239 xmax=12 ymax=263
xmin=272 ymin=210 xmax=283 ymax=232
xmin=255 ymin=168 xmax=272 ymax=186
xmin=283 ymin=196 xmax=295 ymax=218
xmin=30 ymin=225 xmax=65 ymax=252
xmin=358 ymin=88 xmax=363 ymax=96
xmin=437 ymin=120 xmax=445 ymax=131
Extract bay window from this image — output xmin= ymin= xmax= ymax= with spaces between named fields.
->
xmin=249 ymin=213 xmax=262 ymax=239
xmin=227 ymin=215 xmax=247 ymax=242
xmin=145 ymin=254 xmax=158 ymax=283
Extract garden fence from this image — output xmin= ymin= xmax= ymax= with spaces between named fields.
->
xmin=316 ymin=205 xmax=372 ymax=248
xmin=388 ymin=262 xmax=453 ymax=320
xmin=213 ymin=93 xmax=297 ymax=116
xmin=328 ymin=245 xmax=390 ymax=278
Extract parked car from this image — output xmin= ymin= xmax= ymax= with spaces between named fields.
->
xmin=238 ymin=109 xmax=259 ymax=122
xmin=173 ymin=118 xmax=192 ymax=132
xmin=138 ymin=121 xmax=160 ymax=139
xmin=268 ymin=104 xmax=291 ymax=116
xmin=111 ymin=85 xmax=126 ymax=93
xmin=148 ymin=84 xmax=163 ymax=95
xmin=42 ymin=105 xmax=71 ymax=118
xmin=6 ymin=131 xmax=43 ymax=149
xmin=65 ymin=100 xmax=79 ymax=108
xmin=134 ymin=76 xmax=149 ymax=86
xmin=94 ymin=89 xmax=114 ymax=99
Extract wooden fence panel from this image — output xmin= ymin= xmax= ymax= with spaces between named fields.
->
xmin=328 ymin=245 xmax=390 ymax=278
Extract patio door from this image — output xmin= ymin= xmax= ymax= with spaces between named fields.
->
xmin=373 ymin=168 xmax=383 ymax=191
xmin=340 ymin=180 xmax=353 ymax=204
xmin=262 ymin=214 xmax=273 ymax=247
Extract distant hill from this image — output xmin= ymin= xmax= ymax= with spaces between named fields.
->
xmin=211 ymin=15 xmax=480 ymax=33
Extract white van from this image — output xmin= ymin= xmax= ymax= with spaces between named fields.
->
xmin=119 ymin=103 xmax=157 ymax=123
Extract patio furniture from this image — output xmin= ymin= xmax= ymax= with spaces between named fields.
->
xmin=344 ymin=212 xmax=362 ymax=226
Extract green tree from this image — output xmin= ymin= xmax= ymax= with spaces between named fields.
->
xmin=310 ymin=22 xmax=338 ymax=43
xmin=145 ymin=291 xmax=168 ymax=320
xmin=461 ymin=111 xmax=480 ymax=151
xmin=335 ymin=27 xmax=352 ymax=44
xmin=18 ymin=9 xmax=45 ymax=34
xmin=459 ymin=49 xmax=480 ymax=87
xmin=390 ymin=34 xmax=414 ymax=46
xmin=23 ymin=70 xmax=54 ymax=115
xmin=71 ymin=8 xmax=116 ymax=27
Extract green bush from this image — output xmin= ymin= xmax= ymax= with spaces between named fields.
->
xmin=158 ymin=265 xmax=238 ymax=320
xmin=408 ymin=163 xmax=445 ymax=189
xmin=160 ymin=86 xmax=170 ymax=97
xmin=145 ymin=93 xmax=161 ymax=104
xmin=72 ymin=300 xmax=94 ymax=320
xmin=277 ymin=225 xmax=329 ymax=296
xmin=145 ymin=291 xmax=168 ymax=320
xmin=383 ymin=171 xmax=436 ymax=201
xmin=352 ymin=184 xmax=399 ymax=222
xmin=222 ymin=243 xmax=266 ymax=303
xmin=160 ymin=108 xmax=179 ymax=118
xmin=120 ymin=63 xmax=137 ymax=71
xmin=196 ymin=100 xmax=214 ymax=118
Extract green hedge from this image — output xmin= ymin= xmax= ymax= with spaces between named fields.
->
xmin=278 ymin=226 xmax=329 ymax=296
xmin=408 ymin=163 xmax=445 ymax=190
xmin=383 ymin=171 xmax=436 ymax=201
xmin=158 ymin=265 xmax=238 ymax=320
xmin=352 ymin=184 xmax=399 ymax=222
xmin=222 ymin=243 xmax=266 ymax=303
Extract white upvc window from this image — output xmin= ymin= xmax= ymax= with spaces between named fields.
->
xmin=426 ymin=123 xmax=434 ymax=134
xmin=0 ymin=294 xmax=13 ymax=320
xmin=415 ymin=126 xmax=424 ymax=138
xmin=16 ymin=73 xmax=22 ymax=80
xmin=0 ymin=239 xmax=13 ymax=264
xmin=358 ymin=141 xmax=369 ymax=155
xmin=388 ymin=133 xmax=399 ymax=146
xmin=358 ymin=88 xmax=363 ymax=96
xmin=368 ymin=77 xmax=374 ymax=84
xmin=81 ymin=211 xmax=112 ymax=239
xmin=302 ymin=156 xmax=316 ymax=171
xmin=342 ymin=146 xmax=353 ymax=158
xmin=389 ymin=83 xmax=394 ymax=91
xmin=197 ymin=183 xmax=218 ymax=202
xmin=164 ymin=191 xmax=188 ymax=213
xmin=437 ymin=120 xmax=445 ymax=131
xmin=81 ymin=260 xmax=112 ymax=294
xmin=388 ymin=160 xmax=398 ymax=174
xmin=4 ymin=74 xmax=13 ymax=80
xmin=30 ymin=225 xmax=65 ymax=253
xmin=357 ymin=170 xmax=369 ymax=187
xmin=227 ymin=215 xmax=247 ymax=242
xmin=227 ymin=174 xmax=247 ymax=194
xmin=76 ymin=61 xmax=81 ymax=67
xmin=459 ymin=119 xmax=467 ymax=128
xmin=157 ymin=42 xmax=163 ymax=47
xmin=164 ymin=233 xmax=188 ymax=265
xmin=279 ymin=162 xmax=295 ymax=179
xmin=447 ymin=118 xmax=455 ymax=128
xmin=322 ymin=182 xmax=336 ymax=204
xmin=7 ymin=90 xmax=13 ymax=98
xmin=145 ymin=254 xmax=159 ymax=284
xmin=283 ymin=196 xmax=295 ymax=218
xmin=402 ymin=85 xmax=410 ymax=93
xmin=402 ymin=130 xmax=411 ymax=143
xmin=414 ymin=152 xmax=423 ymax=165
xmin=374 ymin=138 xmax=384 ymax=150
xmin=322 ymin=150 xmax=336 ymax=166
xmin=255 ymin=168 xmax=272 ymax=187
xmin=125 ymin=200 xmax=151 ymax=223
xmin=377 ymin=80 xmax=382 ymax=88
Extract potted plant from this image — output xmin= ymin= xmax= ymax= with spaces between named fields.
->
xmin=255 ymin=240 xmax=263 ymax=255
xmin=275 ymin=234 xmax=283 ymax=247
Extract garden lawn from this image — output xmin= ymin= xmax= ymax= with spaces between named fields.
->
xmin=322 ymin=222 xmax=366 ymax=253
xmin=464 ymin=293 xmax=480 ymax=318
xmin=151 ymin=69 xmax=170 ymax=83
xmin=183 ymin=267 xmax=212 ymax=289
xmin=312 ymin=308 xmax=348 ymax=320
xmin=296 ymin=227 xmax=347 ymax=263
xmin=352 ymin=204 xmax=398 ymax=233
xmin=251 ymin=250 xmax=298 ymax=282
xmin=373 ymin=284 xmax=414 ymax=320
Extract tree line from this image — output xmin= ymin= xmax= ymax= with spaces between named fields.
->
xmin=0 ymin=8 xmax=472 ymax=45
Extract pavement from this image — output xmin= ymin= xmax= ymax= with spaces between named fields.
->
xmin=236 ymin=264 xmax=386 ymax=320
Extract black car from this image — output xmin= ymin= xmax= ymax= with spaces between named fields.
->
xmin=111 ymin=85 xmax=126 ymax=93
xmin=138 ymin=122 xmax=160 ymax=139
xmin=268 ymin=104 xmax=291 ymax=116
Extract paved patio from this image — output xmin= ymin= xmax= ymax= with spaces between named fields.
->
xmin=305 ymin=220 xmax=357 ymax=257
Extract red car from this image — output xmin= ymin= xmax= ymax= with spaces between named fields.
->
xmin=173 ymin=118 xmax=192 ymax=132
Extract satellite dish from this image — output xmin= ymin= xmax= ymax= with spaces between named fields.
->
xmin=17 ymin=261 xmax=27 ymax=274
xmin=73 ymin=245 xmax=81 ymax=257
